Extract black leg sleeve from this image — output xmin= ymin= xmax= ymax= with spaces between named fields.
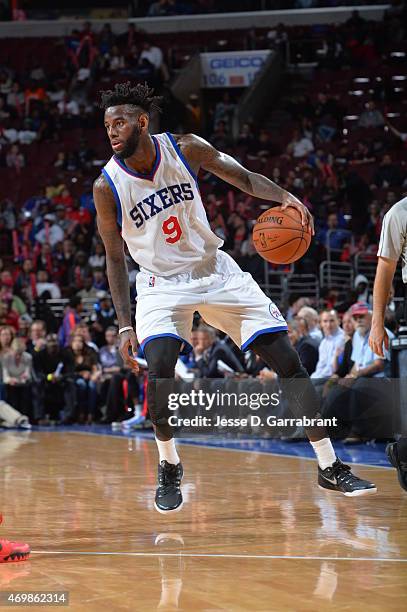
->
xmin=144 ymin=337 xmax=182 ymax=440
xmin=250 ymin=331 xmax=327 ymax=439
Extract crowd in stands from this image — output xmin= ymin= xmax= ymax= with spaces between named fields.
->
xmin=0 ymin=293 xmax=397 ymax=444
xmin=0 ymin=10 xmax=405 ymax=438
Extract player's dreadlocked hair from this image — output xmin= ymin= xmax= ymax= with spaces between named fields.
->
xmin=99 ymin=82 xmax=162 ymax=115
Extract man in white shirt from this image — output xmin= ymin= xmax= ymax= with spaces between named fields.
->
xmin=297 ymin=306 xmax=323 ymax=344
xmin=36 ymin=269 xmax=61 ymax=299
xmin=139 ymin=41 xmax=163 ymax=70
xmin=311 ymin=310 xmax=344 ymax=381
xmin=287 ymin=129 xmax=314 ymax=158
xmin=35 ymin=215 xmax=64 ymax=247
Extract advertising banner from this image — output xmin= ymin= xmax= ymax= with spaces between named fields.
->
xmin=200 ymin=50 xmax=271 ymax=88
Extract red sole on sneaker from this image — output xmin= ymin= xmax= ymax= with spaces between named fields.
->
xmin=0 ymin=551 xmax=31 ymax=563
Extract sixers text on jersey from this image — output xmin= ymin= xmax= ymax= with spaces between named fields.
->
xmin=129 ymin=182 xmax=193 ymax=228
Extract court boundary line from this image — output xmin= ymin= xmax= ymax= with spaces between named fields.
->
xmin=29 ymin=550 xmax=407 ymax=562
xmin=44 ymin=429 xmax=393 ymax=470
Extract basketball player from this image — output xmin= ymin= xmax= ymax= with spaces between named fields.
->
xmin=94 ymin=83 xmax=376 ymax=512
xmin=0 ymin=514 xmax=30 ymax=563
xmin=369 ymin=196 xmax=407 ymax=492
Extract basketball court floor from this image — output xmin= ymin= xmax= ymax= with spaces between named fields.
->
xmin=1 ymin=429 xmax=406 ymax=611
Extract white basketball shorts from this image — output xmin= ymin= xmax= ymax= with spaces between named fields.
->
xmin=135 ymin=250 xmax=288 ymax=354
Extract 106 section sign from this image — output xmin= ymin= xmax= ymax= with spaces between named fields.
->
xmin=200 ymin=50 xmax=271 ymax=88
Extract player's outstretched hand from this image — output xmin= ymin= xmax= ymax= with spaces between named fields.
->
xmin=281 ymin=192 xmax=315 ymax=235
xmin=119 ymin=328 xmax=140 ymax=374
xmin=368 ymin=323 xmax=388 ymax=358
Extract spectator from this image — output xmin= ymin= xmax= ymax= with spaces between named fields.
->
xmin=0 ymin=301 xmax=19 ymax=331
xmin=98 ymin=23 xmax=114 ymax=57
xmin=88 ymin=243 xmax=106 ymax=270
xmin=296 ymin=306 xmax=322 ymax=343
xmin=213 ymin=92 xmax=236 ymax=133
xmin=0 ymin=325 xmax=15 ymax=365
xmin=26 ymin=320 xmax=47 ymax=354
xmin=58 ymin=296 xmax=83 ymax=347
xmin=91 ymin=267 xmax=107 ymax=291
xmin=106 ymin=46 xmax=125 ymax=72
xmin=36 ymin=269 xmax=61 ymax=299
xmin=72 ymin=322 xmax=99 ymax=354
xmin=33 ymin=332 xmax=74 ymax=423
xmin=54 ymin=204 xmax=74 ymax=235
xmin=6 ymin=144 xmax=25 ymax=172
xmin=358 ymin=101 xmax=384 ymax=129
xmin=322 ymin=310 xmax=355 ymax=398
xmin=99 ymin=326 xmax=140 ymax=423
xmin=334 ymin=310 xmax=355 ymax=377
xmin=317 ymin=212 xmax=350 ymax=258
xmin=2 ymin=338 xmax=33 ymax=420
xmin=287 ymin=318 xmax=319 ymax=376
xmin=77 ymin=276 xmax=99 ymax=300
xmin=210 ymin=121 xmax=234 ymax=151
xmin=63 ymin=332 xmax=100 ymax=423
xmin=66 ymin=198 xmax=92 ymax=227
xmin=194 ymin=325 xmax=244 ymax=378
xmin=16 ymin=315 xmax=31 ymax=342
xmin=354 ymin=274 xmax=371 ymax=304
xmin=35 ymin=215 xmax=64 ymax=247
xmin=90 ymin=293 xmax=116 ymax=347
xmin=139 ymin=40 xmax=165 ymax=73
xmin=373 ymin=154 xmax=403 ymax=188
xmin=287 ymin=128 xmax=314 ymax=158
xmin=0 ymin=274 xmax=27 ymax=316
xmin=323 ymin=302 xmax=393 ymax=441
xmin=185 ymin=93 xmax=201 ymax=132
xmin=311 ymin=309 xmax=345 ymax=383
xmin=68 ymin=251 xmax=91 ymax=289
xmin=14 ymin=259 xmax=36 ymax=303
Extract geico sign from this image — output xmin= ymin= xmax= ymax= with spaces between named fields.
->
xmin=209 ymin=57 xmax=265 ymax=69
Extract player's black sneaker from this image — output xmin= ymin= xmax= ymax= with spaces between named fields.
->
xmin=154 ymin=461 xmax=184 ymax=514
xmin=386 ymin=442 xmax=407 ymax=492
xmin=318 ymin=458 xmax=377 ymax=496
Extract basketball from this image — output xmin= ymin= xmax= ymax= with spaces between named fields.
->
xmin=252 ymin=206 xmax=312 ymax=264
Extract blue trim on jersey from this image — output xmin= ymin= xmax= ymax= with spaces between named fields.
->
xmin=166 ymin=132 xmax=199 ymax=184
xmin=140 ymin=333 xmax=193 ymax=356
xmin=241 ymin=325 xmax=288 ymax=351
xmin=101 ymin=168 xmax=122 ymax=227
xmin=113 ymin=136 xmax=161 ymax=181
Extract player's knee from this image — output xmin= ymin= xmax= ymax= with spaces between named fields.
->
xmin=277 ymin=348 xmax=307 ymax=380
xmin=144 ymin=337 xmax=181 ymax=379
xmin=252 ymin=331 xmax=306 ymax=379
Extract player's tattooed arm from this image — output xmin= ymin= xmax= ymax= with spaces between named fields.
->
xmin=93 ymin=175 xmax=139 ymax=372
xmin=177 ymin=133 xmax=313 ymax=231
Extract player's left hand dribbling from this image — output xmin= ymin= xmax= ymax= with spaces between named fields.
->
xmin=119 ymin=329 xmax=140 ymax=373
xmin=281 ymin=192 xmax=314 ymax=235
xmin=368 ymin=323 xmax=388 ymax=358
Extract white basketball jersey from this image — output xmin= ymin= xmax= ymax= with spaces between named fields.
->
xmin=102 ymin=132 xmax=223 ymax=276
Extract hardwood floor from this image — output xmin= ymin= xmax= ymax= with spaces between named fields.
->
xmin=1 ymin=431 xmax=406 ymax=611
